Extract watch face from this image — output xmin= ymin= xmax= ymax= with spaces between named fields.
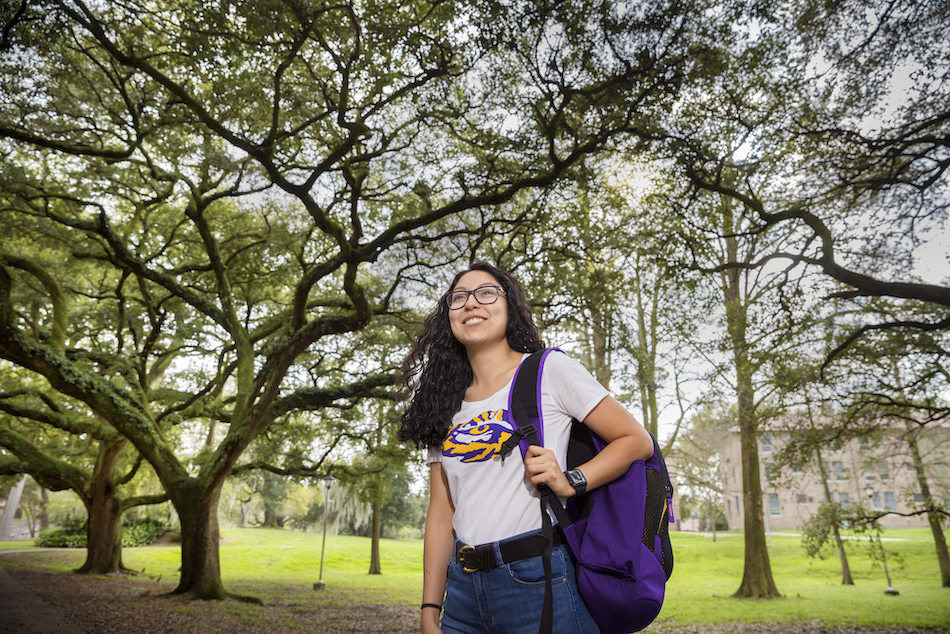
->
xmin=567 ymin=469 xmax=586 ymax=487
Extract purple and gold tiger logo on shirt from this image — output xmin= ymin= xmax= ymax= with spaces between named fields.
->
xmin=443 ymin=409 xmax=514 ymax=463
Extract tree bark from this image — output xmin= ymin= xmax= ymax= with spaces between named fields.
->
xmin=634 ymin=283 xmax=660 ymax=438
xmin=720 ymin=207 xmax=781 ymax=599
xmin=815 ymin=448 xmax=854 ymax=585
xmin=77 ymin=440 xmax=126 ymax=574
xmin=78 ymin=496 xmax=123 ymax=574
xmin=368 ymin=497 xmax=382 ymax=575
xmin=172 ymin=480 xmax=228 ymax=599
xmin=239 ymin=500 xmax=250 ymax=528
xmin=0 ymin=475 xmax=27 ymax=540
xmin=731 ymin=358 xmax=780 ymax=599
xmin=907 ymin=424 xmax=950 ymax=587
xmin=40 ymin=487 xmax=49 ymax=530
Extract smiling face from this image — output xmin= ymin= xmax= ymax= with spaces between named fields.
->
xmin=448 ymin=270 xmax=509 ymax=351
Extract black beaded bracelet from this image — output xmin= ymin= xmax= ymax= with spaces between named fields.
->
xmin=421 ymin=603 xmax=443 ymax=611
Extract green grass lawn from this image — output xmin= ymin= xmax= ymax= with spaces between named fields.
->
xmin=3 ymin=527 xmax=948 ymax=629
xmin=660 ymin=530 xmax=949 ymax=629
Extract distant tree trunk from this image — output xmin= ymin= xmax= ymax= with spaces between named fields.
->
xmin=634 ymin=279 xmax=660 ymax=438
xmin=815 ymin=448 xmax=854 ymax=585
xmin=720 ymin=206 xmax=781 ymax=600
xmin=77 ymin=440 xmax=125 ymax=574
xmin=590 ymin=316 xmax=611 ymax=387
xmin=238 ymin=500 xmax=250 ymax=528
xmin=907 ymin=424 xmax=950 ymax=587
xmin=40 ymin=487 xmax=49 ymax=530
xmin=731 ymin=367 xmax=779 ymax=598
xmin=368 ymin=497 xmax=382 ymax=575
xmin=0 ymin=475 xmax=27 ymax=541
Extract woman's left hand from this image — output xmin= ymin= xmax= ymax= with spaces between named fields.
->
xmin=524 ymin=445 xmax=574 ymax=497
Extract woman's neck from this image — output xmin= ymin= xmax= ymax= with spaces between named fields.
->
xmin=464 ymin=344 xmax=525 ymax=401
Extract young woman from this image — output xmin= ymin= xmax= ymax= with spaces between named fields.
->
xmin=398 ymin=262 xmax=654 ymax=634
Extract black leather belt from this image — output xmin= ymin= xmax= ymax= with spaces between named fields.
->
xmin=456 ymin=530 xmax=564 ymax=573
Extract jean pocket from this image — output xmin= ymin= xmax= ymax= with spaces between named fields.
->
xmin=505 ymin=549 xmax=569 ymax=586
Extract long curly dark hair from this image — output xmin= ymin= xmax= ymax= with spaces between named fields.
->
xmin=397 ymin=262 xmax=545 ymax=449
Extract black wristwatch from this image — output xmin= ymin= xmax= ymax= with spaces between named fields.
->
xmin=564 ymin=468 xmax=587 ymax=496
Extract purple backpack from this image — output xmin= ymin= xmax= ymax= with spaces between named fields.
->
xmin=502 ymin=349 xmax=674 ymax=634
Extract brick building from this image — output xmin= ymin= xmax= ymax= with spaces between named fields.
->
xmin=720 ymin=419 xmax=950 ymax=530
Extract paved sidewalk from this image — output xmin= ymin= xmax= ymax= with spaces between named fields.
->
xmin=0 ymin=560 xmax=86 ymax=634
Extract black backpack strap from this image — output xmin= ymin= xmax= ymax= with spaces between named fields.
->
xmin=507 ymin=349 xmax=572 ymax=634
xmin=500 ymin=350 xmax=544 ymax=462
xmin=510 ymin=393 xmax=554 ymax=634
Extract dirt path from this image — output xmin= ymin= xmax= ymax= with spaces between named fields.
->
xmin=1 ymin=553 xmax=944 ymax=634
xmin=3 ymin=557 xmax=417 ymax=634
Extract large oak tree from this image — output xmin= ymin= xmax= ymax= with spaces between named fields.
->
xmin=0 ymin=0 xmax=717 ymax=599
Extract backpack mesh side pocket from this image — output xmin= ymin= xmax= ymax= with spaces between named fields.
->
xmin=642 ymin=469 xmax=664 ymax=551
xmin=642 ymin=468 xmax=674 ymax=579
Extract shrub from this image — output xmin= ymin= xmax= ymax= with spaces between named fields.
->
xmin=121 ymin=517 xmax=165 ymax=546
xmin=35 ymin=517 xmax=167 ymax=548
xmin=36 ymin=518 xmax=86 ymax=548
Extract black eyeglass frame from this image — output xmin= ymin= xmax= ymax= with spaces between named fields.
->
xmin=447 ymin=285 xmax=506 ymax=310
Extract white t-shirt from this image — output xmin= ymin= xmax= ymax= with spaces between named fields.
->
xmin=426 ymin=351 xmax=609 ymax=546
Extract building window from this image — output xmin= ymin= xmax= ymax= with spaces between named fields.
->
xmin=838 ymin=492 xmax=850 ymax=508
xmin=736 ymin=496 xmax=741 ymax=515
xmin=884 ymin=492 xmax=897 ymax=512
xmin=761 ymin=433 xmax=772 ymax=453
xmin=768 ymin=493 xmax=781 ymax=516
xmin=914 ymin=493 xmax=924 ymax=506
xmin=727 ymin=499 xmax=732 ymax=516
xmin=878 ymin=461 xmax=891 ymax=482
xmin=906 ymin=462 xmax=917 ymax=473
xmin=833 ymin=461 xmax=847 ymax=480
xmin=764 ymin=462 xmax=777 ymax=483
xmin=796 ymin=494 xmax=807 ymax=505
xmin=864 ymin=466 xmax=876 ymax=481
xmin=792 ymin=462 xmax=802 ymax=474
xmin=869 ymin=492 xmax=882 ymax=511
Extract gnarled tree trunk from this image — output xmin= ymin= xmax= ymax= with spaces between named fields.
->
xmin=173 ymin=480 xmax=227 ymax=599
xmin=77 ymin=440 xmax=126 ymax=574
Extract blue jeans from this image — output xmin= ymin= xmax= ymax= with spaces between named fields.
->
xmin=442 ymin=532 xmax=600 ymax=634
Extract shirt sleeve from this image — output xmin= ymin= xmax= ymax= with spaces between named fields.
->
xmin=425 ymin=444 xmax=442 ymax=466
xmin=544 ymin=351 xmax=610 ymax=423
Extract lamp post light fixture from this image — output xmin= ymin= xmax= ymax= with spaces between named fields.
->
xmin=863 ymin=484 xmax=899 ymax=596
xmin=314 ymin=474 xmax=336 ymax=591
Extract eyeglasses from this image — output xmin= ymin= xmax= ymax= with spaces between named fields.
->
xmin=447 ymin=285 xmax=506 ymax=310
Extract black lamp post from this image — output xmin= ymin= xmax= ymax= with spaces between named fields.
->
xmin=863 ymin=484 xmax=899 ymax=596
xmin=314 ymin=474 xmax=336 ymax=591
